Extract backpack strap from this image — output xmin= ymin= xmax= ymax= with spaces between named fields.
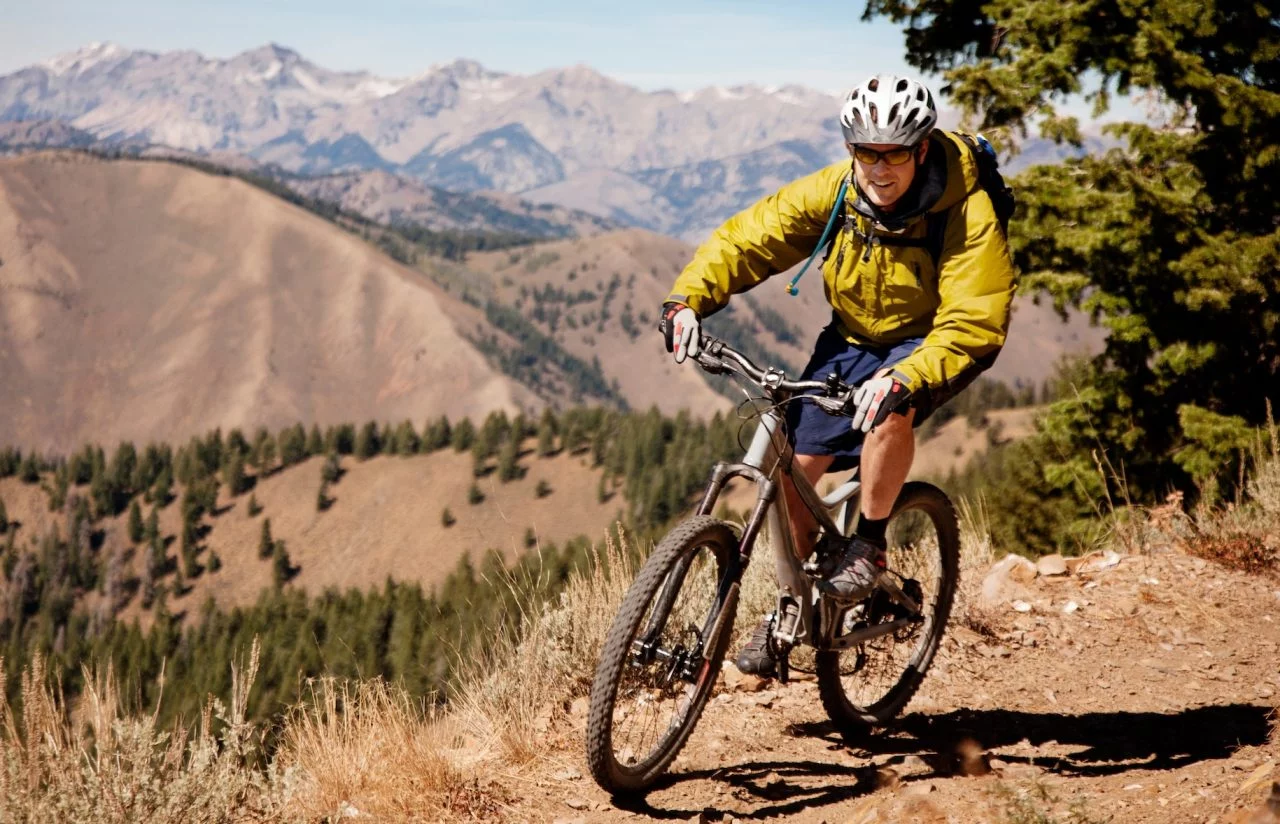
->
xmin=867 ymin=209 xmax=950 ymax=269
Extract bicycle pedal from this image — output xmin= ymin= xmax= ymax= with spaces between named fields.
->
xmin=773 ymin=596 xmax=802 ymax=646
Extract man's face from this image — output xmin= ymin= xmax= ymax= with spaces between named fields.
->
xmin=850 ymin=140 xmax=928 ymax=211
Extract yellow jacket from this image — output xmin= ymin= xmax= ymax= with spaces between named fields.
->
xmin=666 ymin=130 xmax=1016 ymax=399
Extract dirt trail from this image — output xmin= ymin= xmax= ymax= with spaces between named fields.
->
xmin=517 ymin=550 xmax=1280 ymax=823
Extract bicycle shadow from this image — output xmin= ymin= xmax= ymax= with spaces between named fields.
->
xmin=612 ymin=702 xmax=1274 ymax=820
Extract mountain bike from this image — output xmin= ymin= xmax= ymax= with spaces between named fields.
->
xmin=585 ymin=337 xmax=959 ymax=795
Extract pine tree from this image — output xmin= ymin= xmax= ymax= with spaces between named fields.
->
xmin=180 ymin=516 xmax=200 ymax=578
xmin=207 ymin=550 xmax=222 ymax=573
xmin=306 ymin=425 xmax=324 ymax=457
xmin=259 ymin=518 xmax=274 ymax=559
xmin=316 ymin=480 xmax=331 ymax=512
xmin=321 ymin=452 xmax=342 ymax=484
xmin=451 ymin=418 xmax=476 ymax=452
xmin=497 ymin=437 xmax=522 ymax=482
xmin=523 ymin=527 xmax=537 ymax=548
xmin=354 ymin=421 xmax=379 ymax=460
xmin=467 ymin=484 xmax=484 ymax=505
xmin=145 ymin=506 xmax=160 ymax=542
xmin=108 ymin=441 xmax=138 ymax=507
xmin=89 ymin=467 xmax=113 ymax=518
xmin=272 ymin=540 xmax=293 ymax=589
xmin=152 ymin=465 xmax=173 ymax=506
xmin=18 ymin=453 xmax=39 ymax=484
xmin=247 ymin=493 xmax=263 ymax=517
xmin=864 ymin=0 xmax=1280 ymax=525
xmin=249 ymin=427 xmax=271 ymax=469
xmin=141 ymin=535 xmax=160 ymax=609
xmin=441 ymin=507 xmax=456 ymax=528
xmin=394 ymin=420 xmax=420 ymax=456
xmin=331 ymin=423 xmax=356 ymax=455
xmin=260 ymin=438 xmax=277 ymax=474
xmin=279 ymin=424 xmax=308 ymax=467
xmin=535 ymin=479 xmax=552 ymax=499
xmin=127 ymin=499 xmax=144 ymax=543
xmin=222 ymin=451 xmax=247 ymax=496
xmin=535 ymin=409 xmax=559 ymax=457
xmin=0 ymin=497 xmax=7 ymax=533
xmin=422 ymin=416 xmax=452 ymax=453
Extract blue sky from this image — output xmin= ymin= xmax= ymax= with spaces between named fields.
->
xmin=2 ymin=0 xmax=929 ymax=91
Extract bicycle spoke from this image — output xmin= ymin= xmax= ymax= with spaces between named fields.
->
xmin=605 ymin=542 xmax=723 ymax=772
xmin=816 ymin=483 xmax=958 ymax=732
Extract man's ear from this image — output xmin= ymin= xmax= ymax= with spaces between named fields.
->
xmin=916 ymin=139 xmax=930 ymax=164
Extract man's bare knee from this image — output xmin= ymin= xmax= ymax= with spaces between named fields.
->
xmin=866 ymin=408 xmax=915 ymax=444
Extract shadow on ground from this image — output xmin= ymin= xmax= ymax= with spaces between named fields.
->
xmin=612 ymin=703 xmax=1274 ymax=820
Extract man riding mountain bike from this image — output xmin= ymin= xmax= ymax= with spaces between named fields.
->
xmin=660 ymin=74 xmax=1016 ymax=679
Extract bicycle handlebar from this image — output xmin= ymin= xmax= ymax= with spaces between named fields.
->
xmin=693 ymin=336 xmax=853 ymax=412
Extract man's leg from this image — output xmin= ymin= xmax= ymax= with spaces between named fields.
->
xmin=782 ymin=453 xmax=835 ymax=561
xmin=857 ymin=406 xmax=916 ymax=520
xmin=818 ymin=406 xmax=917 ymax=603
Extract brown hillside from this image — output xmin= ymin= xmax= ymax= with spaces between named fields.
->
xmin=467 ymin=228 xmax=835 ymax=415
xmin=0 ymin=152 xmax=536 ymax=454
xmin=911 ymin=406 xmax=1040 ymax=479
xmin=0 ymin=445 xmax=623 ymax=621
xmin=286 ymin=169 xmax=614 ymax=237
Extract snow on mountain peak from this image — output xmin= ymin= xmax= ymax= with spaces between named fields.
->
xmin=41 ymin=42 xmax=130 ymax=76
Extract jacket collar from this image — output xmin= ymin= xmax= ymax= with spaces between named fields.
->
xmin=849 ymin=134 xmax=949 ymax=232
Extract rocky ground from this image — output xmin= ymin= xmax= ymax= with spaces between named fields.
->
xmin=512 ymin=549 xmax=1280 ymax=823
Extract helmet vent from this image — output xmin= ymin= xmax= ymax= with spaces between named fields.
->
xmin=868 ymin=77 xmax=880 ymax=92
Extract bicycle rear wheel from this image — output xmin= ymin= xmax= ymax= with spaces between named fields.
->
xmin=816 ymin=481 xmax=959 ymax=736
xmin=586 ymin=516 xmax=741 ymax=794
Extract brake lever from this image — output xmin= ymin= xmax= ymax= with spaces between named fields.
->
xmin=811 ymin=395 xmax=848 ymax=416
xmin=811 ymin=372 xmax=853 ymax=416
xmin=694 ymin=351 xmax=731 ymax=375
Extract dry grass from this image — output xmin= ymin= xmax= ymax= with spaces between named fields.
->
xmin=1184 ymin=420 xmax=1280 ymax=575
xmin=0 ymin=644 xmax=283 ymax=823
xmin=452 ymin=524 xmax=641 ymax=764
xmin=0 ymin=525 xmax=649 ymax=822
xmin=278 ymin=679 xmax=502 ymax=822
xmin=954 ymin=495 xmax=999 ymax=636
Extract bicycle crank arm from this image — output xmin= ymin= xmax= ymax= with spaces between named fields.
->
xmin=877 ymin=577 xmax=921 ymax=616
xmin=825 ymin=617 xmax=913 ymax=650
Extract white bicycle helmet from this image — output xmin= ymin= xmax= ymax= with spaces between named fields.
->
xmin=840 ymin=75 xmax=938 ymax=146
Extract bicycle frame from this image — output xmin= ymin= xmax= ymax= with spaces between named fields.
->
xmin=694 ymin=397 xmax=863 ymax=655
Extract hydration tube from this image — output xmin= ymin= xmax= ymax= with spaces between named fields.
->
xmin=784 ymin=177 xmax=849 ymax=296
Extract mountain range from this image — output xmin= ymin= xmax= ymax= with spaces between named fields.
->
xmin=0 ymin=42 xmax=847 ymax=240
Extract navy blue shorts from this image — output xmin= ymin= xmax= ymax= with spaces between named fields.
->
xmin=785 ymin=322 xmax=925 ymax=472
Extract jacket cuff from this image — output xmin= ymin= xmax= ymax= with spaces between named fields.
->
xmin=887 ymin=367 xmax=921 ymax=394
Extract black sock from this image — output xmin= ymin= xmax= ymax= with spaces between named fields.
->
xmin=856 ymin=515 xmax=889 ymax=547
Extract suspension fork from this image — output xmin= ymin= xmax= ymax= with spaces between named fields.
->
xmin=634 ymin=465 xmax=776 ymax=667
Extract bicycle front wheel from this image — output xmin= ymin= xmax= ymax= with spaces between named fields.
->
xmin=816 ymin=481 xmax=959 ymax=736
xmin=586 ymin=516 xmax=741 ymax=794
